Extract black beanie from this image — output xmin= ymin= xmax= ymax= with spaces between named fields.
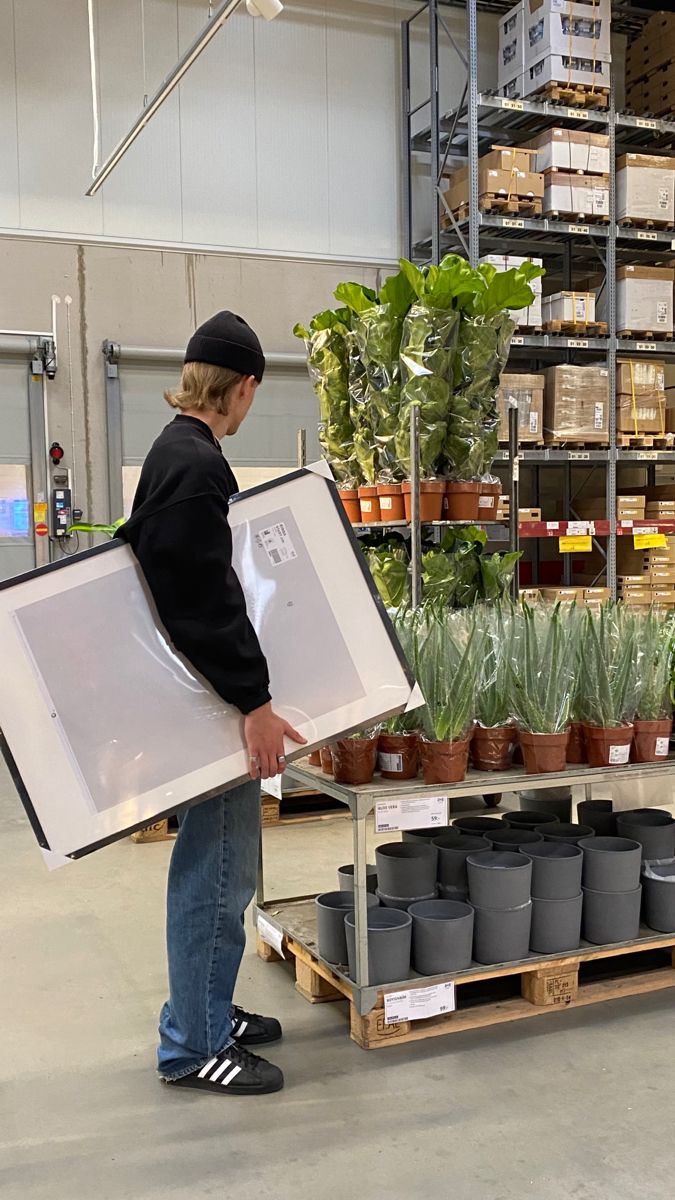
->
xmin=184 ymin=311 xmax=265 ymax=382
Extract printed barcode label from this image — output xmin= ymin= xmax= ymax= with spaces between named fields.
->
xmin=659 ymin=188 xmax=670 ymax=210
xmin=378 ymin=751 xmax=403 ymax=774
xmin=568 ymin=108 xmax=589 ymax=119
xmin=656 ymin=737 xmax=670 ymax=757
xmin=608 ymin=744 xmax=630 ymax=765
xmin=568 ymin=338 xmax=588 ymax=348
xmin=568 ymin=451 xmax=590 ymax=460
xmin=501 ymin=98 xmax=524 ymax=110
xmin=375 ymin=795 xmax=448 ymax=834
xmin=256 ymin=521 xmax=297 ymax=566
xmin=637 ymin=117 xmax=657 ymax=129
xmin=384 ymin=981 xmax=456 ymax=1025
xmin=635 ymin=343 xmax=653 ymax=351
xmin=502 ymin=218 xmax=524 ymax=228
xmin=657 ymin=302 xmax=668 ymax=324
xmin=594 ymin=402 xmax=604 ymax=430
xmin=529 ymin=412 xmax=539 ymax=433
xmin=569 ymin=225 xmax=589 ymax=235
xmin=637 ymin=231 xmax=658 ymax=241
xmin=511 ymin=336 xmax=524 ymax=345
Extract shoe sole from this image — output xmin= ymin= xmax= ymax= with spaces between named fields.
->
xmin=166 ymin=1075 xmax=284 ymax=1096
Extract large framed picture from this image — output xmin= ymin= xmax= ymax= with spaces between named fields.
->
xmin=0 ymin=469 xmax=416 ymax=861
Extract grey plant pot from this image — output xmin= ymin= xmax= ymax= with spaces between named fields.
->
xmin=576 ymin=798 xmax=616 ymax=837
xmin=578 ymin=836 xmax=642 ymax=893
xmin=642 ymin=860 xmax=675 ymax=933
xmin=485 ymin=828 xmax=544 ymax=852
xmin=344 ymin=906 xmax=412 ymax=985
xmin=504 ymin=810 xmax=560 ymax=833
xmin=537 ymin=822 xmax=596 ymax=846
xmin=410 ymin=899 xmax=474 ymax=975
xmin=438 ymin=882 xmax=469 ymax=902
xmin=616 ymin=809 xmax=675 ymax=862
xmin=519 ymin=787 xmax=572 ymax=822
xmin=452 ymin=816 xmax=504 ymax=835
xmin=376 ymin=887 xmax=437 ymax=911
xmin=433 ymin=834 xmax=490 ymax=887
xmin=467 ymin=851 xmax=532 ymax=909
xmin=315 ymin=891 xmax=379 ymax=965
xmin=530 ymin=893 xmax=583 ymax=954
xmin=582 ymin=885 xmax=642 ymax=945
xmin=337 ymin=863 xmax=378 ymax=894
xmin=473 ymin=902 xmax=532 ymax=965
xmin=402 ymin=827 xmax=459 ymax=845
xmin=520 ymin=842 xmax=583 ymax=901
xmin=375 ymin=842 xmax=437 ymax=897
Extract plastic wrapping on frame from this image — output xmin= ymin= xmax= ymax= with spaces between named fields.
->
xmin=396 ymin=305 xmax=459 ymax=479
xmin=446 ymin=312 xmax=515 ymax=481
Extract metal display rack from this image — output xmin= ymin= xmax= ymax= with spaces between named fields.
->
xmin=401 ymin=0 xmax=675 ymax=598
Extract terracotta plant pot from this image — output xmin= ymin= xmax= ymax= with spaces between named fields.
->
xmin=401 ymin=479 xmax=446 ymax=523
xmin=332 ymin=735 xmax=379 ymax=785
xmin=518 ymin=729 xmax=570 ymax=775
xmin=419 ymin=734 xmax=472 ymax=784
xmin=566 ymin=721 xmax=587 ymax=764
xmin=631 ymin=717 xmax=672 ymax=763
xmin=357 ymin=485 xmax=381 ymax=524
xmin=308 ymin=750 xmax=322 ymax=767
xmin=378 ymin=732 xmax=419 ymax=781
xmin=338 ymin=488 xmax=361 ymax=524
xmin=376 ymin=482 xmax=405 ymax=522
xmin=320 ymin=746 xmax=334 ymax=776
xmin=443 ymin=481 xmax=481 ymax=522
xmin=477 ymin=479 xmax=502 ymax=521
xmin=471 ymin=723 xmax=516 ymax=771
xmin=582 ymin=722 xmax=634 ymax=768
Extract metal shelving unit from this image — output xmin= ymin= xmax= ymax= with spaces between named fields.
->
xmin=402 ymin=0 xmax=675 ymax=598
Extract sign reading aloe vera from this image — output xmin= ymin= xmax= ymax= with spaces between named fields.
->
xmin=375 ymin=795 xmax=448 ymax=834
xmin=384 ymin=981 xmax=456 ymax=1024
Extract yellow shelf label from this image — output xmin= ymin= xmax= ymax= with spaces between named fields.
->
xmin=559 ymin=535 xmax=592 ymax=553
xmin=634 ymin=533 xmax=667 ymax=550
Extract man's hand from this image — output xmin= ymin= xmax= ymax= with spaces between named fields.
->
xmin=244 ymin=702 xmax=307 ymax=780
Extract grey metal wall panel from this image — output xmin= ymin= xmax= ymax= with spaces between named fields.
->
xmin=0 ymin=2 xmax=20 ymax=229
xmin=0 ymin=358 xmax=30 ymax=464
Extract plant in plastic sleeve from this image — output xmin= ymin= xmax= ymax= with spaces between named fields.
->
xmin=414 ymin=605 xmax=478 ymax=742
xmin=508 ymin=602 xmax=573 ymax=734
xmin=476 ymin=603 xmax=515 ymax=729
xmin=384 ymin=605 xmax=423 ymax=734
xmin=635 ymin=609 xmax=674 ymax=722
xmin=576 ymin=603 xmax=642 ymax=729
xmin=293 ymin=308 xmax=358 ymax=484
xmin=364 ymin=542 xmax=410 ymax=610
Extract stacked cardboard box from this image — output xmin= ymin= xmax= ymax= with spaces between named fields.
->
xmin=482 ymin=254 xmax=543 ymax=326
xmin=543 ymin=291 xmax=596 ymax=326
xmin=544 ymin=364 xmax=609 ymax=444
xmin=616 ymin=359 xmax=666 ymax=436
xmin=597 ymin=267 xmax=675 ymax=336
xmin=626 ymin=12 xmax=675 ymax=117
xmin=544 ymin=173 xmax=609 ymax=219
xmin=497 ymin=372 xmax=545 ymax=442
xmin=616 ymin=155 xmax=675 ymax=225
xmin=498 ymin=0 xmax=611 ymax=100
xmin=445 ymin=148 xmax=543 ymax=214
xmin=574 ymin=495 xmax=646 ymax=522
xmin=529 ymin=127 xmax=610 ymax=175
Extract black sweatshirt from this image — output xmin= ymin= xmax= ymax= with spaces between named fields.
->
xmin=118 ymin=414 xmax=271 ymax=715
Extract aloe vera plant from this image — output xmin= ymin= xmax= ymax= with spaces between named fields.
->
xmin=635 ymin=609 xmax=675 ymax=721
xmin=508 ymin=602 xmax=573 ymax=734
xmin=385 ymin=606 xmax=423 ymax=734
xmin=476 ymin=603 xmax=514 ymax=728
xmin=414 ymin=605 xmax=478 ymax=741
xmin=576 ymin=603 xmax=642 ymax=728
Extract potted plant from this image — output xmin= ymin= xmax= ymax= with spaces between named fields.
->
xmin=363 ymin=539 xmax=410 ymax=610
xmin=576 ymin=603 xmax=641 ymax=767
xmin=378 ymin=606 xmax=421 ymax=779
xmin=566 ymin=601 xmax=587 ymax=764
xmin=414 ymin=606 xmax=478 ymax=783
xmin=472 ymin=603 xmax=516 ymax=771
xmin=509 ymin=602 xmax=573 ymax=774
xmin=332 ymin=727 xmax=381 ymax=785
xmin=632 ymin=609 xmax=674 ymax=762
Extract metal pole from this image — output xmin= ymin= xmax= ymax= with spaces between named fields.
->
xmin=402 ymin=17 xmax=413 ymax=261
xmin=508 ymin=402 xmax=519 ymax=600
xmin=467 ymin=0 xmax=479 ymax=267
xmin=607 ymin=75 xmax=617 ymax=599
xmin=563 ymin=462 xmax=572 ymax=586
xmin=296 ymin=428 xmax=307 ymax=469
xmin=429 ymin=0 xmax=441 ymax=266
xmin=410 ymin=405 xmax=422 ymax=608
xmin=256 ymin=826 xmax=266 ymax=908
xmin=103 ymin=344 xmax=124 ymax=522
xmin=110 ymin=344 xmax=305 ymax=367
xmin=352 ymin=813 xmax=370 ymax=987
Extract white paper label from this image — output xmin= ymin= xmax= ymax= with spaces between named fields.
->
xmin=478 ymin=495 xmax=493 ymax=508
xmin=659 ymin=188 xmax=670 ymax=210
xmin=575 ymin=297 xmax=587 ymax=321
xmin=546 ymin=521 xmax=560 ymax=531
xmin=257 ymin=914 xmax=285 ymax=958
xmin=361 ymin=500 xmax=372 ymax=513
xmin=261 ymin=773 xmax=283 ymax=799
xmin=375 ymin=795 xmax=448 ymax=834
xmin=569 ymin=224 xmax=590 ymax=235
xmin=380 ymin=496 xmax=393 ymax=510
xmin=384 ymin=981 xmax=456 ymax=1025
xmin=638 ymin=230 xmax=658 ymax=241
xmin=656 ymin=737 xmax=670 ymax=757
xmin=501 ymin=97 xmax=524 ymax=110
xmin=529 ymin=412 xmax=539 ymax=433
xmin=608 ymin=744 xmax=630 ymax=765
xmin=568 ymin=338 xmax=589 ymax=348
xmin=567 ymin=521 xmax=590 ymax=536
xmin=378 ymin=751 xmax=403 ymax=774
xmin=636 ymin=117 xmax=657 ymax=129
xmin=657 ymin=302 xmax=668 ymax=325
xmin=568 ymin=451 xmax=590 ymax=460
xmin=568 ymin=108 xmax=589 ymax=119
xmin=502 ymin=218 xmax=524 ymax=229
xmin=594 ymin=402 xmax=604 ymax=430
xmin=635 ymin=342 xmax=653 ymax=351
xmin=511 ymin=335 xmax=524 ymax=345
xmin=256 ymin=521 xmax=297 ymax=566
xmin=593 ymin=189 xmax=608 ymax=213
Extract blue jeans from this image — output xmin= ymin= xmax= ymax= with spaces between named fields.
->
xmin=157 ymin=779 xmax=261 ymax=1080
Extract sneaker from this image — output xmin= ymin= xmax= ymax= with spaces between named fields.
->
xmin=166 ymin=1044 xmax=284 ymax=1096
xmin=231 ymin=1005 xmax=282 ymax=1046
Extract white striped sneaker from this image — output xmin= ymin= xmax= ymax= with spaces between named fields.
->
xmin=166 ymin=1044 xmax=284 ymax=1096
xmin=231 ymin=1005 xmax=282 ymax=1046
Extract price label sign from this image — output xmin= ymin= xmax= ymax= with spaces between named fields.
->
xmin=568 ymin=225 xmax=590 ymax=235
xmin=502 ymin=218 xmax=524 ymax=229
xmin=568 ymin=108 xmax=589 ymax=119
xmin=637 ymin=230 xmax=658 ymax=241
xmin=501 ymin=97 xmax=524 ymax=110
xmin=635 ymin=343 xmax=654 ymax=352
xmin=634 ymin=533 xmax=667 ymax=550
xmin=511 ymin=335 xmax=524 ymax=345
xmin=384 ymin=981 xmax=456 ymax=1025
xmin=636 ymin=451 xmax=658 ymax=460
xmin=375 ymin=795 xmax=448 ymax=834
xmin=568 ymin=338 xmax=589 ymax=348
xmin=568 ymin=451 xmax=590 ymax=460
xmin=566 ymin=521 xmax=591 ymax=536
xmin=559 ymin=535 xmax=592 ymax=553
xmin=257 ymin=914 xmax=285 ymax=959
xmin=636 ymin=117 xmax=657 ymax=129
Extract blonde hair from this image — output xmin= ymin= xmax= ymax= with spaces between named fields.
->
xmin=164 ymin=361 xmax=244 ymax=416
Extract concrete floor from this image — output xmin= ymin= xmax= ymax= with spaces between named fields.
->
xmin=2 ymin=764 xmax=675 ymax=1200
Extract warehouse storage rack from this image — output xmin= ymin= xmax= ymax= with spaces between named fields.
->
xmin=402 ymin=0 xmax=675 ymax=597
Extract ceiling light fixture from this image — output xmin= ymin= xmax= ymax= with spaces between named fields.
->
xmin=85 ymin=0 xmax=283 ymax=197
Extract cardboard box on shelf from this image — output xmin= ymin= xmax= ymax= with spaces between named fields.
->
xmin=523 ymin=0 xmax=611 ymax=67
xmin=480 ymin=254 xmax=543 ymax=293
xmin=543 ymin=172 xmax=609 ymax=217
xmin=540 ymin=587 xmax=585 ymax=604
xmin=584 ymin=587 xmax=611 ymax=603
xmin=502 ymin=73 xmax=527 ymax=100
xmin=529 ymin=128 xmax=610 ymax=175
xmin=544 ymin=364 xmax=609 ymax=443
xmin=523 ymin=52 xmax=611 ymax=96
xmin=617 ymin=359 xmax=666 ymax=396
xmin=598 ymin=267 xmax=675 ymax=335
xmin=616 ymin=155 xmax=675 ymax=225
xmin=498 ymin=372 xmax=545 ymax=442
xmin=626 ymin=12 xmax=675 ymax=78
xmin=498 ymin=1 xmax=525 ymax=88
xmin=616 ymin=396 xmax=666 ymax=435
xmin=481 ymin=146 xmax=539 ymax=175
xmin=652 ymin=589 xmax=675 ymax=605
xmin=543 ymin=291 xmax=596 ymax=324
xmin=520 ymin=587 xmax=541 ymax=604
xmin=644 ymin=568 xmax=675 ymax=584
xmin=447 ymin=161 xmax=544 ymax=211
xmin=575 ymin=496 xmax=645 ymax=520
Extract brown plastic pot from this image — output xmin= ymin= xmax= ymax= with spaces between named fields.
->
xmin=631 ymin=717 xmax=672 ymax=764
xmin=477 ymin=479 xmax=502 ymax=520
xmin=308 ymin=750 xmax=322 ymax=767
xmin=320 ymin=746 xmax=334 ymax=776
xmin=420 ymin=734 xmax=472 ymax=785
xmin=566 ymin=721 xmax=587 ymax=764
xmin=518 ymin=729 xmax=570 ymax=775
xmin=338 ymin=488 xmax=361 ymax=524
xmin=471 ymin=724 xmax=516 ymax=772
xmin=376 ymin=483 xmax=405 ymax=522
xmin=582 ymin=722 xmax=634 ymax=768
xmin=357 ymin=485 xmax=381 ymax=524
xmin=401 ymin=480 xmax=446 ymax=523
xmin=443 ymin=481 xmax=481 ymax=522
xmin=378 ymin=733 xmax=420 ymax=781
xmin=332 ymin=735 xmax=379 ymax=785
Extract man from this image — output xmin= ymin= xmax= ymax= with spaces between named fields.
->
xmin=119 ymin=311 xmax=305 ymax=1097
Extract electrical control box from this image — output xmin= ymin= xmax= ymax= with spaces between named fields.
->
xmin=51 ymin=487 xmax=72 ymax=539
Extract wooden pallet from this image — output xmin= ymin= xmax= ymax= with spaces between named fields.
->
xmin=530 ymin=81 xmax=609 ymax=110
xmin=618 ymin=217 xmax=675 ymax=231
xmin=544 ymin=210 xmax=610 ymax=224
xmin=514 ymin=324 xmax=543 ymax=334
xmin=618 ymin=330 xmax=674 ymax=342
xmin=617 ymin=433 xmax=675 ymax=449
xmin=543 ymin=439 xmax=609 ymax=448
xmin=130 ymin=817 xmax=177 ymax=844
xmin=258 ymin=928 xmax=675 ymax=1050
xmin=446 ymin=196 xmax=542 ymax=224
xmin=542 ymin=319 xmax=608 ymax=337
xmin=261 ymin=790 xmax=350 ymax=828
